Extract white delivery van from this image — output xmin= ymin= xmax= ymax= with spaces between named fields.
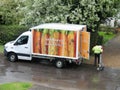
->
xmin=4 ymin=23 xmax=90 ymax=68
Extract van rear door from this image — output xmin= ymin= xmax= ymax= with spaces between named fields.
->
xmin=81 ymin=31 xmax=90 ymax=59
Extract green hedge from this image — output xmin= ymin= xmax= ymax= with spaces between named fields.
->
xmin=0 ymin=25 xmax=29 ymax=44
xmin=99 ymin=25 xmax=116 ymax=33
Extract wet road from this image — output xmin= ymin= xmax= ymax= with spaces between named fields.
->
xmin=0 ymin=54 xmax=120 ymax=90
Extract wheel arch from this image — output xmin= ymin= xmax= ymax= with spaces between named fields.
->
xmin=7 ymin=51 xmax=16 ymax=57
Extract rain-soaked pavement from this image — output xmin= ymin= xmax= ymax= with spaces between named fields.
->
xmin=1 ymin=33 xmax=120 ymax=90
xmin=0 ymin=53 xmax=120 ymax=90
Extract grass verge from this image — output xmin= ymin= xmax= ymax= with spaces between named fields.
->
xmin=98 ymin=31 xmax=115 ymax=44
xmin=0 ymin=45 xmax=4 ymax=53
xmin=0 ymin=82 xmax=32 ymax=90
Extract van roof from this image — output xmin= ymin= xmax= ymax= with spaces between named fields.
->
xmin=30 ymin=23 xmax=86 ymax=31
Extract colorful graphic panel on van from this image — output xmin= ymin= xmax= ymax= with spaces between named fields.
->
xmin=32 ymin=29 xmax=77 ymax=58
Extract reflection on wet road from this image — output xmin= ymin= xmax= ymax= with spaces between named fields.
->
xmin=0 ymin=54 xmax=120 ymax=90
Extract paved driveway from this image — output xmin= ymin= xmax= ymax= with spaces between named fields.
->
xmin=0 ymin=33 xmax=120 ymax=90
xmin=0 ymin=53 xmax=120 ymax=90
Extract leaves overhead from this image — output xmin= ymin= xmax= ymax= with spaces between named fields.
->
xmin=0 ymin=0 xmax=120 ymax=31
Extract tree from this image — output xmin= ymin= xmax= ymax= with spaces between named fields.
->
xmin=0 ymin=0 xmax=23 ymax=25
xmin=19 ymin=0 xmax=70 ymax=26
xmin=20 ymin=0 xmax=120 ymax=32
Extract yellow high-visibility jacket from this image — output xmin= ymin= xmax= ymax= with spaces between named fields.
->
xmin=92 ymin=45 xmax=103 ymax=54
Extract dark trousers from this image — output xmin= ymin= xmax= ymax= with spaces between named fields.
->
xmin=94 ymin=54 xmax=100 ymax=66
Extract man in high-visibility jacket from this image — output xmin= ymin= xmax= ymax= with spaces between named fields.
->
xmin=92 ymin=45 xmax=103 ymax=66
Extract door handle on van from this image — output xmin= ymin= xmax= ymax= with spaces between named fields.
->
xmin=25 ymin=47 xmax=28 ymax=49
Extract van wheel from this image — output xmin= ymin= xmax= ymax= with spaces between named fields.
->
xmin=55 ymin=60 xmax=64 ymax=69
xmin=8 ymin=53 xmax=17 ymax=62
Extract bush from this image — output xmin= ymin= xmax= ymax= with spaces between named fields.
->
xmin=99 ymin=25 xmax=115 ymax=32
xmin=98 ymin=31 xmax=115 ymax=44
xmin=0 ymin=25 xmax=29 ymax=44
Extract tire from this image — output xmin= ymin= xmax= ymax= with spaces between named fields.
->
xmin=8 ymin=53 xmax=17 ymax=62
xmin=55 ymin=60 xmax=64 ymax=69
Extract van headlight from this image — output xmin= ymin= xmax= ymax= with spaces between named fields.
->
xmin=4 ymin=46 xmax=8 ymax=49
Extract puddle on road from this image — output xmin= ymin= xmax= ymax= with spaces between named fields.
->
xmin=116 ymin=86 xmax=120 ymax=90
xmin=0 ymin=65 xmax=5 ymax=67
xmin=31 ymin=65 xmax=120 ymax=90
xmin=10 ymin=70 xmax=24 ymax=73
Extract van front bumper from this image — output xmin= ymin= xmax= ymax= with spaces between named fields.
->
xmin=4 ymin=49 xmax=8 ymax=56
